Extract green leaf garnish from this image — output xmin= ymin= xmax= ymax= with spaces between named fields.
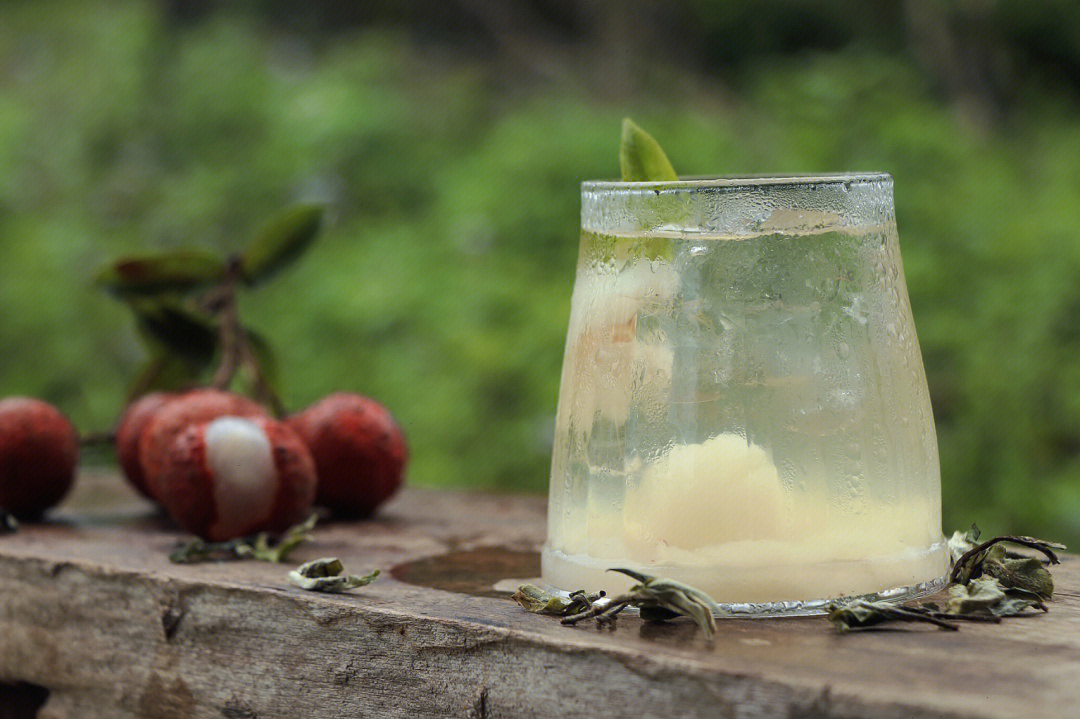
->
xmin=619 ymin=118 xmax=678 ymax=182
xmin=240 ymin=204 xmax=324 ymax=284
xmin=96 ymin=250 xmax=227 ymax=296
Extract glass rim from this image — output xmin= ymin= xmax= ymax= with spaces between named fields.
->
xmin=582 ymin=172 xmax=892 ymax=192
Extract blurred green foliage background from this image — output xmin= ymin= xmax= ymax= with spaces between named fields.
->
xmin=2 ymin=0 xmax=1080 ymax=544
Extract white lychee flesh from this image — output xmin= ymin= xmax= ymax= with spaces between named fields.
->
xmin=204 ymin=417 xmax=278 ymax=538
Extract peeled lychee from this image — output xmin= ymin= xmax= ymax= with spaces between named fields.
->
xmin=139 ymin=388 xmax=267 ymax=501
xmin=115 ymin=392 xmax=176 ymax=499
xmin=155 ymin=415 xmax=316 ymax=540
xmin=0 ymin=397 xmax=79 ymax=518
xmin=286 ymin=393 xmax=408 ymax=517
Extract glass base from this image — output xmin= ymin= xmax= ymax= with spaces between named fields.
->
xmin=541 ymin=541 xmax=950 ymax=617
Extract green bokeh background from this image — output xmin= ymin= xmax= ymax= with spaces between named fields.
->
xmin=3 ymin=1 xmax=1080 ymax=545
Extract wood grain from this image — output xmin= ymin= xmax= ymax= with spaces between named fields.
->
xmin=1 ymin=470 xmax=1078 ymax=719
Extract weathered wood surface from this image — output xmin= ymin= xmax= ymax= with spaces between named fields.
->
xmin=1 ymin=471 xmax=1078 ymax=719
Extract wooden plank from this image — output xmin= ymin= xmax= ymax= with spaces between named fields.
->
xmin=1 ymin=470 xmax=1078 ymax=719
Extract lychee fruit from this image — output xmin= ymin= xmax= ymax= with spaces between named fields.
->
xmin=115 ymin=392 xmax=176 ymax=499
xmin=286 ymin=393 xmax=408 ymax=517
xmin=155 ymin=415 xmax=316 ymax=541
xmin=0 ymin=397 xmax=80 ymax=519
xmin=139 ymin=388 xmax=267 ymax=501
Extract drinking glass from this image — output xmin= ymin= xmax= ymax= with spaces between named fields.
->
xmin=542 ymin=174 xmax=948 ymax=615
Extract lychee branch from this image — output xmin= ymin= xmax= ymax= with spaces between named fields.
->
xmin=208 ymin=255 xmax=286 ymax=418
xmin=79 ymin=430 xmax=118 ymax=448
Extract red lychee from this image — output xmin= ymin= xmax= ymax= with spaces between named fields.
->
xmin=139 ymin=389 xmax=267 ymax=501
xmin=115 ymin=392 xmax=176 ymax=499
xmin=286 ymin=393 xmax=408 ymax=517
xmin=155 ymin=415 xmax=316 ymax=541
xmin=0 ymin=397 xmax=79 ymax=518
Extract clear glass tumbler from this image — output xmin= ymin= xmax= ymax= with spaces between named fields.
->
xmin=542 ymin=174 xmax=948 ymax=615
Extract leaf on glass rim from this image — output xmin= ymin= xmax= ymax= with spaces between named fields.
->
xmin=948 ymin=523 xmax=981 ymax=563
xmin=945 ymin=577 xmax=1047 ymax=617
xmin=240 ymin=204 xmax=324 ymax=285
xmin=96 ymin=250 xmax=227 ymax=296
xmin=620 ymin=118 xmax=678 ymax=182
xmin=512 ymin=584 xmax=606 ymax=615
xmin=288 ymin=557 xmax=379 ymax=593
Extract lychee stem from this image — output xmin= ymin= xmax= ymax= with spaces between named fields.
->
xmin=209 ymin=255 xmax=286 ymax=418
xmin=79 ymin=430 xmax=117 ymax=447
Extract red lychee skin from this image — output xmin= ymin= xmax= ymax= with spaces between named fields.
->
xmin=156 ymin=416 xmax=317 ymax=541
xmin=286 ymin=393 xmax=408 ymax=517
xmin=0 ymin=397 xmax=80 ymax=519
xmin=139 ymin=389 xmax=267 ymax=501
xmin=115 ymin=392 xmax=176 ymax=499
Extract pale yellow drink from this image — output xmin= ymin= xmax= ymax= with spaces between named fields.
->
xmin=543 ymin=176 xmax=947 ymax=611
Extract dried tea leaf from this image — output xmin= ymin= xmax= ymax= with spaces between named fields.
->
xmin=948 ymin=523 xmax=981 ymax=563
xmin=559 ymin=569 xmax=723 ymax=637
xmin=97 ymin=250 xmax=227 ymax=296
xmin=288 ymin=557 xmax=379 ymax=593
xmin=241 ymin=204 xmax=324 ymax=284
xmin=169 ymin=515 xmax=316 ymax=564
xmin=950 ymin=535 xmax=1065 ymax=587
xmin=945 ymin=577 xmax=1046 ymax=617
xmin=620 ymin=118 xmax=678 ymax=182
xmin=512 ymin=585 xmax=605 ymax=615
xmin=980 ymin=548 xmax=1055 ymax=599
xmin=235 ymin=514 xmax=316 ymax=563
xmin=827 ymin=600 xmax=958 ymax=633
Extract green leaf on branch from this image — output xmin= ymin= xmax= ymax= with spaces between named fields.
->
xmin=620 ymin=118 xmax=678 ymax=182
xmin=240 ymin=204 xmax=324 ymax=284
xmin=131 ymin=297 xmax=219 ymax=366
xmin=126 ymin=353 xmax=200 ymax=400
xmin=96 ymin=250 xmax=227 ymax=296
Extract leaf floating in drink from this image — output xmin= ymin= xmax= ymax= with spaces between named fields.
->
xmin=288 ymin=557 xmax=379 ymax=593
xmin=558 ymin=568 xmax=724 ymax=638
xmin=619 ymin=118 xmax=678 ymax=182
xmin=169 ymin=514 xmax=316 ymax=564
xmin=512 ymin=584 xmax=606 ymax=616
